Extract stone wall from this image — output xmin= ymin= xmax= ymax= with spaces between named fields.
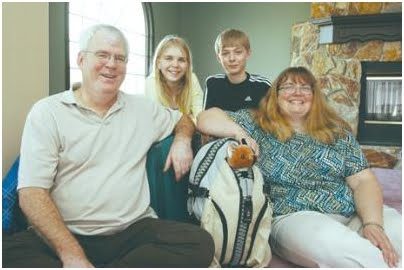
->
xmin=311 ymin=2 xmax=402 ymax=18
xmin=290 ymin=2 xmax=402 ymax=168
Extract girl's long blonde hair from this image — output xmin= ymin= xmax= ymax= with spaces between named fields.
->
xmin=254 ymin=66 xmax=351 ymax=144
xmin=153 ymin=35 xmax=193 ymax=114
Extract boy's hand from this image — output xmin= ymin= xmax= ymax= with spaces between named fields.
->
xmin=234 ymin=129 xmax=259 ymax=157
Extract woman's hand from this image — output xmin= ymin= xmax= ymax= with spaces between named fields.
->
xmin=362 ymin=224 xmax=398 ymax=267
xmin=347 ymin=169 xmax=398 ymax=267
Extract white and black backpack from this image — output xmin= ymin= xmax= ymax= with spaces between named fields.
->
xmin=188 ymin=138 xmax=273 ymax=267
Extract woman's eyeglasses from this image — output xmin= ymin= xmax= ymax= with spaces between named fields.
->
xmin=278 ymin=84 xmax=312 ymax=95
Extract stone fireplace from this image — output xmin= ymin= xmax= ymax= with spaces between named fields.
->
xmin=290 ymin=2 xmax=402 ymax=168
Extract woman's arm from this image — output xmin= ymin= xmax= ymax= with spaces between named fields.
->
xmin=346 ymin=168 xmax=398 ymax=267
xmin=197 ymin=108 xmax=259 ymax=155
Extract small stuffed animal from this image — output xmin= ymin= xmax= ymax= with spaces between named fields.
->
xmin=227 ymin=139 xmax=256 ymax=169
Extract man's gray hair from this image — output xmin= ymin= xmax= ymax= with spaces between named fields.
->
xmin=79 ymin=24 xmax=130 ymax=56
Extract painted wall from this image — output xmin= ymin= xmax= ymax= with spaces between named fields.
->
xmin=149 ymin=2 xmax=181 ymax=74
xmin=151 ymin=2 xmax=311 ymax=84
xmin=2 ymin=3 xmax=49 ymax=177
xmin=151 ymin=3 xmax=181 ymax=50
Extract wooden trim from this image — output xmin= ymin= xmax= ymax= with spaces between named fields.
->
xmin=311 ymin=13 xmax=402 ymax=44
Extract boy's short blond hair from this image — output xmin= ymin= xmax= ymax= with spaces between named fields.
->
xmin=214 ymin=29 xmax=250 ymax=54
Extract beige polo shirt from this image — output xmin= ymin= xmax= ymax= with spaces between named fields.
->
xmin=18 ymin=89 xmax=182 ymax=235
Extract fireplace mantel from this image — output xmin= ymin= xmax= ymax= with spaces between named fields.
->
xmin=311 ymin=13 xmax=402 ymax=44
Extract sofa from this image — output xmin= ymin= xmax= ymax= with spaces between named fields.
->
xmin=3 ymin=153 xmax=402 ymax=267
xmin=268 ymin=167 xmax=402 ymax=268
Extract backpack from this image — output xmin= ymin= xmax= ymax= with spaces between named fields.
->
xmin=187 ymin=138 xmax=273 ymax=267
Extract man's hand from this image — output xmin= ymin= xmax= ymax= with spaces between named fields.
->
xmin=164 ymin=137 xmax=193 ymax=181
xmin=19 ymin=188 xmax=92 ymax=268
xmin=62 ymin=256 xmax=94 ymax=268
xmin=164 ymin=114 xmax=195 ymax=181
xmin=362 ymin=224 xmax=398 ymax=267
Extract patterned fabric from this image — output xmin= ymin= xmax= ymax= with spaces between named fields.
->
xmin=227 ymin=109 xmax=368 ymax=217
xmin=2 ymin=157 xmax=20 ymax=233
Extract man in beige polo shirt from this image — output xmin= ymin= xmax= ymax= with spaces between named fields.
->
xmin=3 ymin=24 xmax=214 ymax=267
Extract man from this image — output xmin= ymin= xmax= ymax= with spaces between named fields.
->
xmin=203 ymin=29 xmax=271 ymax=112
xmin=3 ymin=24 xmax=214 ymax=267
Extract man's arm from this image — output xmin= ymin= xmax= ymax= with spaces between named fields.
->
xmin=164 ymin=114 xmax=195 ymax=181
xmin=197 ymin=108 xmax=259 ymax=155
xmin=19 ymin=187 xmax=93 ymax=268
xmin=346 ymin=169 xmax=398 ymax=267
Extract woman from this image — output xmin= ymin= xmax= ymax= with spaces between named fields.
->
xmin=197 ymin=66 xmax=401 ymax=268
xmin=146 ymin=35 xmax=203 ymax=122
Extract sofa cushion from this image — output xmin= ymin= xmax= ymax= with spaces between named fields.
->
xmin=2 ymin=157 xmax=20 ymax=234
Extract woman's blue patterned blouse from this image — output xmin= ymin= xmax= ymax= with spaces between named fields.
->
xmin=227 ymin=109 xmax=368 ymax=217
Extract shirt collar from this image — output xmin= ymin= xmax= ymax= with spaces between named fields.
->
xmin=60 ymin=88 xmax=77 ymax=105
xmin=225 ymin=72 xmax=250 ymax=85
xmin=60 ymin=87 xmax=125 ymax=111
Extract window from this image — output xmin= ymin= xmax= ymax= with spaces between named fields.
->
xmin=68 ymin=0 xmax=150 ymax=94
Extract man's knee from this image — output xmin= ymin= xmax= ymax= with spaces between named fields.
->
xmin=148 ymin=219 xmax=215 ymax=266
xmin=171 ymin=222 xmax=215 ymax=266
xmin=190 ymin=227 xmax=215 ymax=267
xmin=3 ymin=231 xmax=61 ymax=268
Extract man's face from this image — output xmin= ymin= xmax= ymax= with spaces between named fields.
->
xmin=216 ymin=45 xmax=250 ymax=77
xmin=77 ymin=30 xmax=127 ymax=95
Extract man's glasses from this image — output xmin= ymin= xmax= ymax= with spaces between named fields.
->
xmin=83 ymin=51 xmax=128 ymax=65
xmin=278 ymin=84 xmax=313 ymax=95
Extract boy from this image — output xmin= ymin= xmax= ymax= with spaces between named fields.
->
xmin=203 ymin=29 xmax=271 ymax=112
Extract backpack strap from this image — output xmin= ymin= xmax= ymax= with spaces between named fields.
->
xmin=188 ymin=183 xmax=210 ymax=197
xmin=190 ymin=138 xmax=237 ymax=197
xmin=263 ymin=182 xmax=271 ymax=196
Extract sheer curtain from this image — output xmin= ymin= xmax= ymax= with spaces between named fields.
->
xmin=366 ymin=78 xmax=402 ymax=121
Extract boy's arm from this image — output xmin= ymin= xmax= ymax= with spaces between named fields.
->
xmin=197 ymin=108 xmax=259 ymax=155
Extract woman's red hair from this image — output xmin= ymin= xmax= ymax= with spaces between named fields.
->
xmin=254 ymin=66 xmax=351 ymax=144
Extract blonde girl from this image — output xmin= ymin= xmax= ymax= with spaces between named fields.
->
xmin=145 ymin=35 xmax=203 ymax=122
